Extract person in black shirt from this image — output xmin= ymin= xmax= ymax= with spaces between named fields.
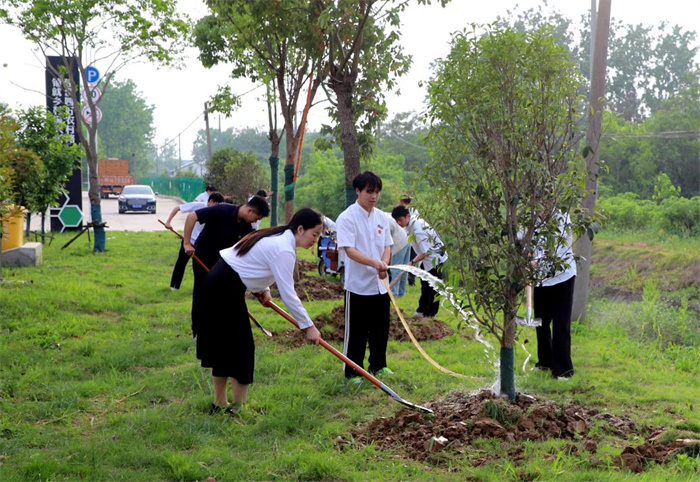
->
xmin=182 ymin=196 xmax=270 ymax=338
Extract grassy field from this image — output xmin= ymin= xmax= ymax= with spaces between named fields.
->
xmin=0 ymin=229 xmax=698 ymax=481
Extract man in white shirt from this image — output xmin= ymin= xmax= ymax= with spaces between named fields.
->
xmin=392 ymin=205 xmax=448 ymax=318
xmin=194 ymin=184 xmax=217 ymax=203
xmin=336 ymin=171 xmax=393 ymax=382
xmin=164 ymin=191 xmax=224 ymax=290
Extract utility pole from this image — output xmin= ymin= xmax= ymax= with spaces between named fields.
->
xmin=590 ymin=0 xmax=597 ymax=82
xmin=204 ymin=102 xmax=213 ymax=165
xmin=572 ymin=0 xmax=611 ymax=321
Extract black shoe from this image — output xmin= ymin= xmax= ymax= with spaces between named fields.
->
xmin=209 ymin=403 xmax=225 ymax=415
xmin=534 ymin=362 xmax=552 ymax=371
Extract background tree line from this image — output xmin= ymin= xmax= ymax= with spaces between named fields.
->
xmin=5 ymin=2 xmax=693 ymax=229
xmin=86 ymin=3 xmax=696 ymax=209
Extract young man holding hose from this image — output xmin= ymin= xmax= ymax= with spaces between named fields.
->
xmin=336 ymin=171 xmax=393 ymax=383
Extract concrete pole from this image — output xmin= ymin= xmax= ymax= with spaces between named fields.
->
xmin=590 ymin=0 xmax=597 ymax=82
xmin=572 ymin=0 xmax=611 ymax=321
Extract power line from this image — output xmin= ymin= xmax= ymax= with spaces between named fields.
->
xmin=602 ymin=130 xmax=700 ymax=139
xmin=157 ymin=83 xmax=267 ymax=149
xmin=384 ymin=131 xmax=429 ymax=150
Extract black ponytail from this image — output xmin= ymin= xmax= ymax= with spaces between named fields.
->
xmin=235 ymin=207 xmax=323 ymax=256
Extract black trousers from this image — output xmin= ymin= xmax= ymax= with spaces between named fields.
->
xmin=417 ymin=263 xmax=444 ymax=317
xmin=170 ymin=240 xmax=191 ymax=289
xmin=534 ymin=276 xmax=576 ymax=378
xmin=343 ymin=291 xmax=390 ymax=378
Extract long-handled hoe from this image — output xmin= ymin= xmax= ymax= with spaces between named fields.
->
xmin=158 ymin=219 xmax=273 ymax=337
xmin=262 ymin=298 xmax=433 ymax=414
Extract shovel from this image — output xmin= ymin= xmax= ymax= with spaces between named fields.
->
xmin=515 ymin=285 xmax=542 ymax=327
xmin=158 ymin=219 xmax=273 ymax=337
xmin=262 ymin=299 xmax=433 ymax=414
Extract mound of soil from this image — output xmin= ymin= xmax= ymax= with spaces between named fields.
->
xmin=337 ymin=389 xmax=699 ymax=472
xmin=268 ymin=260 xmax=344 ymax=301
xmin=275 ymin=305 xmax=456 ymax=347
xmin=613 ymin=428 xmax=700 ymax=473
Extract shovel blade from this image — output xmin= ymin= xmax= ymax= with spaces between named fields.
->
xmin=516 ymin=316 xmax=542 ymax=327
xmin=398 ymin=399 xmax=434 ymax=413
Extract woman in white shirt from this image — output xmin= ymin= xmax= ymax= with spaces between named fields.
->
xmin=198 ymin=208 xmax=323 ymax=415
xmin=533 ymin=212 xmax=577 ymax=379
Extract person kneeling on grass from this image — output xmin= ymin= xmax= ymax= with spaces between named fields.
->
xmin=198 ymin=208 xmax=323 ymax=415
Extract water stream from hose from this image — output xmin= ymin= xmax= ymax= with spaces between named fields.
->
xmin=389 ymin=264 xmax=534 ymax=394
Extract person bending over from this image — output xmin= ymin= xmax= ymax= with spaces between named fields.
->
xmin=198 ymin=208 xmax=322 ymax=415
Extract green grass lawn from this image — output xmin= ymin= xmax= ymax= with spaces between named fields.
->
xmin=0 ymin=230 xmax=698 ymax=481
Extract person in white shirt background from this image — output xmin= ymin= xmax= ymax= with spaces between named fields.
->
xmin=399 ymin=194 xmax=418 ymax=286
xmin=194 ymin=184 xmax=217 ymax=203
xmin=532 ymin=211 xmax=577 ymax=379
xmin=248 ymin=189 xmax=273 ymax=230
xmin=392 ymin=204 xmax=448 ymax=318
xmin=197 ymin=208 xmax=323 ymax=415
xmin=383 ymin=210 xmax=410 ymax=297
xmin=336 ymin=171 xmax=393 ymax=383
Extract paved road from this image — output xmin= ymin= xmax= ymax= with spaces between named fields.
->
xmin=29 ymin=192 xmax=187 ymax=233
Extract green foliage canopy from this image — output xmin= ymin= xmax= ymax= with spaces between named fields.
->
xmin=14 ymin=107 xmax=82 ymax=218
xmin=97 ymin=78 xmax=155 ymax=178
xmin=206 ymin=147 xmax=266 ymax=203
xmin=497 ymin=2 xmax=699 ymax=122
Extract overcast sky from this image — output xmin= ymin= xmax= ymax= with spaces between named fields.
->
xmin=1 ymin=0 xmax=698 ymax=159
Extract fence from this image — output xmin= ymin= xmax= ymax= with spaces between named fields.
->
xmin=138 ymin=177 xmax=205 ymax=203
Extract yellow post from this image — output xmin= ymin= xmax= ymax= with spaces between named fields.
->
xmin=1 ymin=205 xmax=27 ymax=250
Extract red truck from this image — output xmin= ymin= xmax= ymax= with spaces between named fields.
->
xmin=98 ymin=159 xmax=134 ymax=199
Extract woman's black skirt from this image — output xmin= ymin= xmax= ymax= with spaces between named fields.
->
xmin=197 ymin=258 xmax=255 ymax=383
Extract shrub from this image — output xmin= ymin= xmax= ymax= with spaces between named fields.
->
xmin=598 ymin=193 xmax=700 ymax=237
xmin=598 ymin=193 xmax=654 ymax=232
xmin=658 ymin=196 xmax=700 ymax=237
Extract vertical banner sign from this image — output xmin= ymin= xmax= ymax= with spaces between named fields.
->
xmin=46 ymin=56 xmax=83 ymax=232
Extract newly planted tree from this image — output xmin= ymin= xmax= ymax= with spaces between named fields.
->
xmin=0 ymin=0 xmax=188 ymax=251
xmin=424 ymin=25 xmax=596 ymax=399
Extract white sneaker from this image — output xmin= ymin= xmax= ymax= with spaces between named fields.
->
xmin=413 ymin=311 xmax=424 ymax=318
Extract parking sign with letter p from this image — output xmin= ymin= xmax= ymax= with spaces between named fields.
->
xmin=86 ymin=66 xmax=100 ymax=84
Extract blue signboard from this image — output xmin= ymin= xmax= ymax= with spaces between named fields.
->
xmin=86 ymin=65 xmax=100 ymax=84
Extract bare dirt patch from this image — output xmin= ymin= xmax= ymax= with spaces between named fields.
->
xmin=336 ymin=389 xmax=700 ymax=472
xmin=268 ymin=260 xmax=344 ymax=301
